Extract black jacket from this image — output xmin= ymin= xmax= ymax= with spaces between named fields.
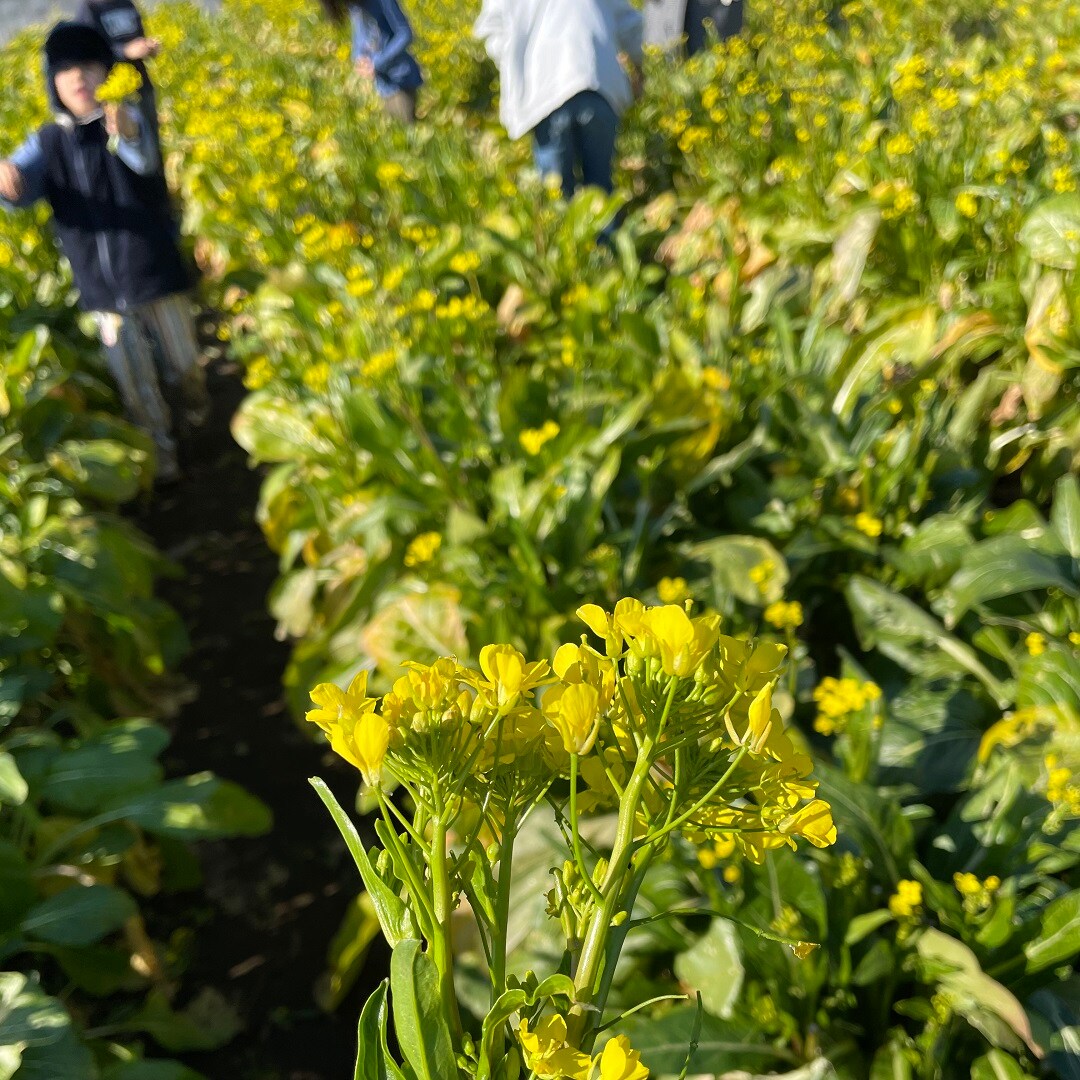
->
xmin=37 ymin=119 xmax=189 ymax=313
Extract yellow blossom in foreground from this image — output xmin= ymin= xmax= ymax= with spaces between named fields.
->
xmin=518 ymin=1016 xmax=591 ymax=1080
xmin=889 ymin=879 xmax=923 ymax=919
xmin=544 ymin=682 xmax=602 ymax=755
xmin=404 ymin=532 xmax=442 ymax=567
xmin=96 ymin=63 xmax=144 ymax=105
xmin=596 ymin=1035 xmax=649 ymax=1080
xmin=307 ymin=672 xmax=388 ymax=786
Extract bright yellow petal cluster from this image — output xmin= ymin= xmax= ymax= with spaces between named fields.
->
xmin=306 ymin=671 xmax=389 ymax=787
xmin=96 ymin=64 xmax=144 ymax=105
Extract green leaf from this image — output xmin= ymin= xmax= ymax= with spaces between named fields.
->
xmin=846 ymin=576 xmax=1011 ymax=707
xmin=916 ymin=929 xmax=1038 ymax=1054
xmin=1025 ymin=891 xmax=1080 ymax=974
xmin=0 ymin=753 xmax=27 ymax=807
xmin=1028 ymin=981 xmax=1080 ymax=1080
xmin=118 ymin=989 xmax=242 ymax=1052
xmin=686 ymin=536 xmax=788 ymax=605
xmin=231 ymin=393 xmax=334 ymax=463
xmin=674 ymin=918 xmax=744 ymax=1019
xmin=102 ymin=1061 xmax=209 ymax=1080
xmin=845 ymin=910 xmax=894 ymax=946
xmin=0 ymin=842 xmax=36 ymax=932
xmin=355 ymin=981 xmax=407 ymax=1080
xmin=940 ymin=536 xmax=1077 ymax=627
xmin=1019 ymin=195 xmax=1080 ymax=269
xmin=969 ymin=1050 xmax=1029 ymax=1080
xmin=40 ymin=720 xmax=168 ymax=814
xmin=21 ymin=884 xmax=136 ymax=947
xmin=111 ymin=774 xmax=272 ymax=840
xmin=12 ymin=1025 xmax=95 ymax=1080
xmin=390 ymin=939 xmax=456 ymax=1080
xmin=870 ymin=1040 xmax=913 ymax=1080
xmin=1051 ymin=475 xmax=1080 ymax=559
xmin=0 ymin=973 xmax=69 ymax=1080
xmin=48 ymin=438 xmax=145 ymax=504
xmin=620 ymin=1005 xmax=789 ymax=1076
xmin=310 ymin=778 xmax=418 ymax=946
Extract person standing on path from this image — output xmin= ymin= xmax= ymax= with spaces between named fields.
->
xmin=319 ymin=0 xmax=424 ymax=124
xmin=643 ymin=0 xmax=745 ymax=55
xmin=73 ymin=1 xmax=165 ymax=153
xmin=474 ymin=0 xmax=644 ymax=200
xmin=0 ymin=22 xmax=210 ymax=484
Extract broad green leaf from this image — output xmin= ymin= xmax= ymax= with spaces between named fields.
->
xmin=390 ymin=939 xmax=456 ymax=1080
xmin=355 ymin=981 xmax=406 ymax=1080
xmin=1017 ymin=650 xmax=1080 ymax=712
xmin=844 ymin=910 xmax=894 ymax=947
xmin=870 ymin=1040 xmax=912 ymax=1080
xmin=48 ymin=439 xmax=144 ymax=504
xmin=846 ymin=576 xmax=1011 ymax=707
xmin=1025 ymin=891 xmax=1080 ymax=974
xmin=917 ymin=929 xmax=1038 ymax=1053
xmin=102 ymin=1061 xmax=209 ymax=1080
xmin=686 ymin=535 xmax=788 ymax=605
xmin=674 ymin=918 xmax=744 ymax=1019
xmin=21 ymin=884 xmax=135 ymax=947
xmin=1051 ymin=475 xmax=1080 ymax=559
xmin=1028 ymin=982 xmax=1080 ymax=1080
xmin=970 ymin=1050 xmax=1029 ymax=1080
xmin=1019 ymin=195 xmax=1080 ymax=270
xmin=110 ymin=774 xmax=272 ymax=840
xmin=40 ymin=720 xmax=168 ymax=814
xmin=0 ymin=753 xmax=27 ymax=806
xmin=939 ymin=536 xmax=1077 ymax=627
xmin=231 ymin=393 xmax=334 ymax=464
xmin=0 ymin=842 xmax=35 ymax=932
xmin=118 ymin=989 xmax=241 ymax=1051
xmin=477 ymin=989 xmax=528 ymax=1080
xmin=12 ymin=1025 xmax=94 ymax=1080
xmin=620 ymin=1004 xmax=787 ymax=1076
xmin=0 ymin=972 xmax=69 ymax=1079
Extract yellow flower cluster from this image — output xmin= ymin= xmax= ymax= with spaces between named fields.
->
xmin=953 ymin=871 xmax=1000 ymax=915
xmin=656 ymin=577 xmax=690 ymax=605
xmin=812 ymin=677 xmax=882 ymax=736
xmin=519 ymin=421 xmax=560 ymax=456
xmin=519 ymin=1020 xmax=647 ymax=1080
xmin=888 ymin=878 xmax=923 ymax=919
xmin=404 ymin=531 xmax=442 ymax=567
xmin=95 ymin=63 xmax=143 ymax=105
xmin=307 ymin=600 xmax=836 ymax=863
xmin=764 ymin=600 xmax=803 ymax=632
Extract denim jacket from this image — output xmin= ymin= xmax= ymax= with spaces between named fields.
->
xmin=349 ymin=0 xmax=423 ymax=97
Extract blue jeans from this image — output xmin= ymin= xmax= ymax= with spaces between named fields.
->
xmin=532 ymin=91 xmax=619 ymax=199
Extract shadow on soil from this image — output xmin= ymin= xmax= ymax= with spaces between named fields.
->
xmin=137 ymin=353 xmax=381 ymax=1080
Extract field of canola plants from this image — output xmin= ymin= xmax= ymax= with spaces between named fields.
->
xmin=2 ymin=0 xmax=1080 ymax=1078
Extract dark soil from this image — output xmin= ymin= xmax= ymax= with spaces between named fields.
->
xmin=136 ymin=349 xmax=381 ymax=1080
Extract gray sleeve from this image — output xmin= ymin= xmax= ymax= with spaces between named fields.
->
xmin=114 ymin=108 xmax=161 ymax=176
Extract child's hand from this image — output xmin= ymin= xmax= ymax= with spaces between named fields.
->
xmin=104 ymin=104 xmax=139 ymax=142
xmin=0 ymin=161 xmax=24 ymax=203
xmin=355 ymin=56 xmax=376 ymax=80
xmin=123 ymin=37 xmax=161 ymax=60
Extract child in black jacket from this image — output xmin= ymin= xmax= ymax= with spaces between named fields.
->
xmin=0 ymin=22 xmax=208 ymax=484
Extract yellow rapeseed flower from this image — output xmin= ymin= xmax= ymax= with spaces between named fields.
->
xmin=764 ymin=600 xmax=803 ymax=631
xmin=596 ymin=1036 xmax=649 ymax=1080
xmin=96 ymin=63 xmax=144 ymax=105
xmin=888 ymin=879 xmax=923 ymax=919
xmin=518 ymin=1017 xmax=591 ymax=1080
xmin=656 ymin=576 xmax=690 ymax=604
xmin=854 ymin=512 xmax=883 ymax=538
xmin=404 ymin=532 xmax=441 ymax=567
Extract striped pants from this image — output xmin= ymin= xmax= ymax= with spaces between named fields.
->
xmin=94 ymin=294 xmax=208 ymax=480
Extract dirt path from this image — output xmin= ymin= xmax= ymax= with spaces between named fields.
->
xmin=137 ymin=349 xmax=378 ymax=1080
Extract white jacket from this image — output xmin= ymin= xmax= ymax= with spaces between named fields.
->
xmin=474 ymin=0 xmax=644 ymax=140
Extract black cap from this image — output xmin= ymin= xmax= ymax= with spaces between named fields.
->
xmin=44 ymin=22 xmax=115 ymax=113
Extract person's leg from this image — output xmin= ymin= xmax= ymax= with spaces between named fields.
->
xmin=95 ymin=311 xmax=181 ymax=481
xmin=532 ymin=99 xmax=577 ymax=198
xmin=382 ymin=90 xmax=417 ymax=124
xmin=571 ymin=91 xmax=619 ymax=194
xmin=139 ymin=294 xmax=211 ymax=428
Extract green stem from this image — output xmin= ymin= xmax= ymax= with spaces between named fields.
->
xmin=377 ymin=794 xmax=437 ymax=932
xmin=570 ymin=754 xmax=605 ymax=905
xmin=644 ymin=745 xmax=749 ymax=847
xmin=430 ymin=800 xmax=463 ymax=1041
xmin=489 ymin=812 xmax=518 ymax=1067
